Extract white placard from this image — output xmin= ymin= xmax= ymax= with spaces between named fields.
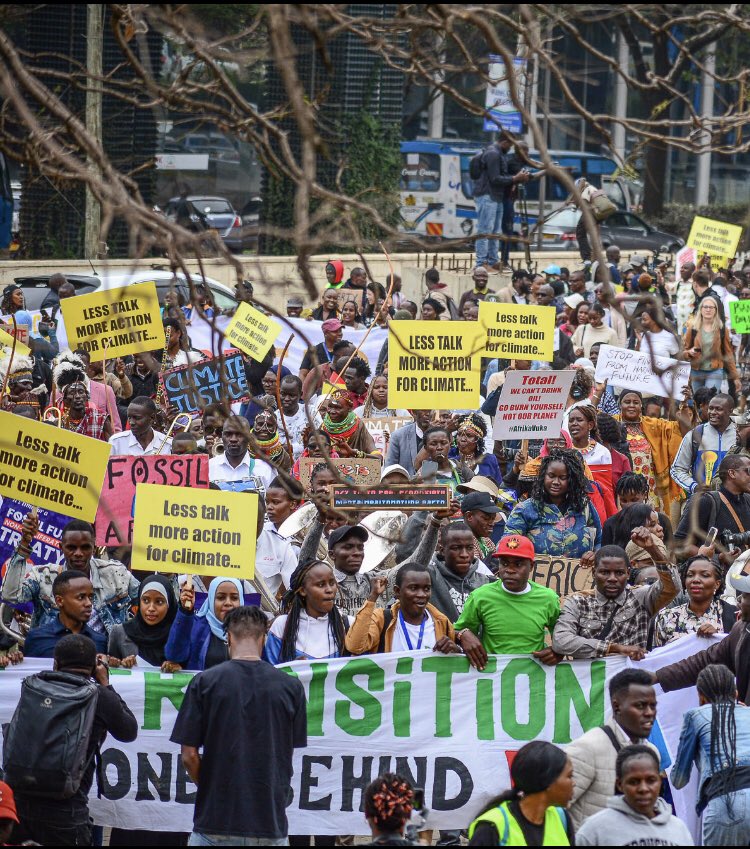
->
xmin=594 ymin=344 xmax=690 ymax=399
xmin=492 ymin=369 xmax=575 ymax=440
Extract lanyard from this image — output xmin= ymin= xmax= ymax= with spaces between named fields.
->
xmin=398 ymin=610 xmax=426 ymax=650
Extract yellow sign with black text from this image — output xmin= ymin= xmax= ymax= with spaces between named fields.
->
xmin=0 ymin=325 xmax=31 ymax=357
xmin=0 ymin=410 xmax=111 ymax=521
xmin=224 ymin=303 xmax=282 ymax=362
xmin=131 ymin=483 xmax=257 ymax=579
xmin=387 ymin=320 xmax=484 ymax=409
xmin=60 ymin=281 xmax=165 ymax=362
xmin=686 ymin=215 xmax=743 ymax=269
xmin=478 ymin=302 xmax=555 ymax=362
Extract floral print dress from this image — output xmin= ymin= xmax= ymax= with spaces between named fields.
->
xmin=503 ymin=498 xmax=602 ymax=558
xmin=623 ymin=421 xmax=661 ymax=510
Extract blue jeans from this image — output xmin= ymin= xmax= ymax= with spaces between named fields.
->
xmin=703 ymin=788 xmax=750 ymax=845
xmin=690 ymin=368 xmax=725 ymax=392
xmin=475 ymin=195 xmax=502 ymax=266
xmin=500 ymin=198 xmax=515 ymax=264
xmin=189 ymin=834 xmax=289 ymax=846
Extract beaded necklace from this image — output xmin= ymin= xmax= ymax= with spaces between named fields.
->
xmin=322 ymin=411 xmax=358 ymax=440
xmin=255 ymin=431 xmax=285 ymax=463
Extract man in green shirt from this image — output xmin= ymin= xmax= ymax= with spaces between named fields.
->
xmin=454 ymin=535 xmax=562 ymax=670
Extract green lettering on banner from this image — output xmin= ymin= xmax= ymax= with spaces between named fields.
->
xmin=422 ymin=655 xmax=471 ymax=738
xmin=501 ymin=658 xmax=546 ymax=740
xmin=141 ymin=671 xmax=192 ymax=731
xmin=393 ymin=657 xmax=413 ymax=737
xmin=335 ymin=658 xmax=384 ymax=736
xmin=307 ymin=663 xmax=329 ymax=737
xmin=476 ymin=657 xmax=498 ymax=741
xmin=553 ymin=661 xmax=606 ymax=743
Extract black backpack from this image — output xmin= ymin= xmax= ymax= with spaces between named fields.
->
xmin=469 ymin=148 xmax=488 ymax=180
xmin=2 ymin=671 xmax=99 ymax=799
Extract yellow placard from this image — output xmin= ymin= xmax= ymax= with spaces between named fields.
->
xmin=0 ymin=410 xmax=111 ymax=521
xmin=131 ymin=483 xmax=257 ymax=579
xmin=0 ymin=325 xmax=31 ymax=357
xmin=223 ymin=303 xmax=282 ymax=363
xmin=60 ymin=281 xmax=166 ymax=362
xmin=478 ymin=301 xmax=556 ymax=362
xmin=387 ymin=321 xmax=484 ymax=410
xmin=686 ymin=215 xmax=743 ymax=269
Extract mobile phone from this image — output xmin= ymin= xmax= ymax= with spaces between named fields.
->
xmin=706 ymin=527 xmax=718 ymax=546
xmin=422 ymin=460 xmax=438 ymax=480
xmin=412 ymin=787 xmax=425 ymax=810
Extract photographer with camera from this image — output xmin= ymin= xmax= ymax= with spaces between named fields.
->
xmin=674 ymin=454 xmax=750 ymax=569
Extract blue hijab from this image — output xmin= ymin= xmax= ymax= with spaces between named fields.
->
xmin=196 ymin=576 xmax=244 ymax=641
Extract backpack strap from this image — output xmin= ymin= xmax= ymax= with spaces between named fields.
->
xmin=601 ymin=724 xmax=622 ymax=753
xmin=377 ymin=607 xmax=393 ymax=654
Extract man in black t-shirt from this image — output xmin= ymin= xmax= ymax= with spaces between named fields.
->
xmin=171 ymin=606 xmax=307 ymax=844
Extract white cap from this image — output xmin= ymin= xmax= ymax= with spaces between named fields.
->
xmin=563 ymin=293 xmax=585 ymax=310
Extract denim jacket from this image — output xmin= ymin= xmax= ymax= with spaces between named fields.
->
xmin=671 ymin=703 xmax=750 ymax=792
xmin=0 ymin=552 xmax=139 ymax=633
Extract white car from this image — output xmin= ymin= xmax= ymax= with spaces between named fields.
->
xmin=13 ymin=268 xmax=238 ymax=313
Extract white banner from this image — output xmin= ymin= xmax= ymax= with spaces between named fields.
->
xmin=492 ymin=370 xmax=574 ymax=441
xmin=594 ymin=344 xmax=690 ymax=400
xmin=0 ymin=642 xmax=707 ymax=836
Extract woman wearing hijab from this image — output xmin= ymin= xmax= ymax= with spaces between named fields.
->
xmin=164 ymin=576 xmax=244 ymax=670
xmin=107 ymin=575 xmax=177 ymax=670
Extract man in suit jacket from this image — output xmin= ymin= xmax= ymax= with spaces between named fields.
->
xmin=385 ymin=410 xmax=435 ymax=477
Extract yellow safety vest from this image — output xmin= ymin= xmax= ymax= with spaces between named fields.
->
xmin=467 ymin=801 xmax=570 ymax=846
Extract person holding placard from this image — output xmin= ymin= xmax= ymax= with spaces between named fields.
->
xmin=107 ymin=574 xmax=177 ymax=669
xmin=414 ymin=426 xmax=472 ymax=493
xmin=616 ymin=389 xmax=688 ymax=514
xmin=164 ymin=576 xmax=244 ymax=671
xmin=503 ymin=448 xmax=601 ymax=559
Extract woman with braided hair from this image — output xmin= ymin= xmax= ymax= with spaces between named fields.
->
xmin=363 ymin=773 xmax=416 ymax=846
xmin=468 ymin=740 xmax=575 ymax=846
xmin=449 ymin=413 xmax=502 ymax=486
xmin=503 ymin=448 xmax=601 ymax=560
xmin=672 ymin=663 xmax=750 ymax=845
xmin=263 ymin=559 xmax=352 ymax=665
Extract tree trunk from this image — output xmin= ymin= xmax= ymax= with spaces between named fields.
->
xmin=642 ymin=129 xmax=668 ymax=217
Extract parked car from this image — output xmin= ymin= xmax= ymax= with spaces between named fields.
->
xmin=12 ymin=269 xmax=238 ymax=313
xmin=534 ymin=205 xmax=684 ymax=253
xmin=164 ymin=195 xmax=254 ymax=253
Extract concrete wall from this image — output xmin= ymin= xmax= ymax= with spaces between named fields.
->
xmin=0 ymin=251 xmax=585 ymax=312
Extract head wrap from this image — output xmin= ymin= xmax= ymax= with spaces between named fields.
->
xmin=540 ymin=430 xmax=573 ymax=456
xmin=122 ymin=575 xmax=177 ymax=666
xmin=197 ymin=576 xmax=244 ymax=641
xmin=325 ymin=259 xmax=345 ymax=286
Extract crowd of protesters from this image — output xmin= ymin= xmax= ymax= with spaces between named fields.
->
xmin=1 ymin=248 xmax=750 ymax=846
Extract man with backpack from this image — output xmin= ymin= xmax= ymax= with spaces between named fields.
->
xmin=4 ymin=633 xmax=138 ymax=846
xmin=674 ymin=453 xmax=750 ymax=567
xmin=471 ymin=133 xmax=530 ymax=272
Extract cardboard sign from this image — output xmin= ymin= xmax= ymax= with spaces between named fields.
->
xmin=479 ymin=302 xmax=556 ymax=362
xmin=492 ymin=370 xmax=575 ymax=440
xmin=594 ymin=344 xmax=690 ymax=400
xmin=363 ymin=416 xmax=412 ymax=453
xmin=0 ymin=410 xmax=111 ymax=521
xmin=330 ymin=485 xmax=450 ymax=512
xmin=686 ymin=215 xmax=743 ymax=269
xmin=95 ymin=454 xmax=210 ymax=546
xmin=132 ymin=483 xmax=257 ymax=579
xmin=0 ymin=498 xmax=69 ymax=571
xmin=223 ymin=303 xmax=282 ymax=363
xmin=299 ymin=456 xmax=382 ymax=490
xmin=160 ymin=352 xmax=249 ymax=414
xmin=60 ymin=281 xmax=165 ymax=362
xmin=0 ymin=323 xmax=31 ymax=356
xmin=730 ymin=299 xmax=750 ymax=335
xmin=532 ymin=556 xmax=594 ymax=599
xmin=387 ymin=321 xmax=484 ymax=410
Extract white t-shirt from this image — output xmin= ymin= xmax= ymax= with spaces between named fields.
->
xmin=641 ymin=330 xmax=680 ymax=360
xmin=208 ymin=451 xmax=276 ymax=490
xmin=255 ymin=528 xmax=298 ymax=595
xmin=391 ymin=611 xmax=437 ymax=652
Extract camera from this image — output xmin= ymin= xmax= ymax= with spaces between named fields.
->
xmin=720 ymin=528 xmax=750 ymax=550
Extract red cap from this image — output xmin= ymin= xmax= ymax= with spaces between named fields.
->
xmin=321 ymin=318 xmax=343 ymax=333
xmin=0 ymin=781 xmax=19 ymax=824
xmin=494 ymin=535 xmax=535 ymax=561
